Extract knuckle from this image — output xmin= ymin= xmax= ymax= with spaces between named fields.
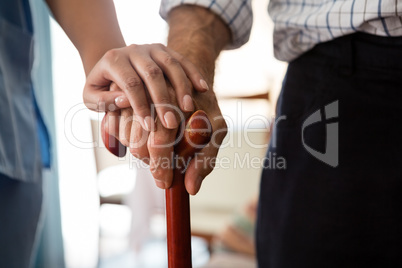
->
xmin=218 ymin=120 xmax=229 ymax=139
xmin=163 ymin=55 xmax=180 ymax=66
xmin=97 ymin=94 xmax=106 ymax=104
xmin=121 ymin=107 xmax=133 ymax=117
xmin=216 ymin=130 xmax=228 ymax=146
xmin=144 ymin=65 xmax=162 ymax=79
xmin=84 ymin=101 xmax=96 ymax=111
xmin=128 ymin=44 xmax=138 ymax=50
xmin=119 ymin=127 xmax=131 ymax=143
xmin=221 ymin=121 xmax=228 ymax=137
xmin=149 ymin=137 xmax=169 ymax=149
xmin=209 ymin=118 xmax=228 ymax=149
xmin=129 ymin=147 xmax=141 ymax=158
xmin=123 ymin=77 xmax=142 ymax=91
xmin=119 ymin=114 xmax=133 ymax=128
xmin=174 ymin=52 xmax=185 ymax=62
xmin=148 ymin=132 xmax=174 ymax=149
xmin=157 ymin=96 xmax=171 ymax=105
xmin=96 ymin=95 xmax=107 ymax=111
xmin=130 ymin=130 xmax=148 ymax=150
xmin=118 ymin=128 xmax=130 ymax=142
xmin=130 ymin=150 xmax=150 ymax=165
xmin=150 ymin=167 xmax=167 ymax=180
xmin=103 ymin=49 xmax=120 ymax=62
xmin=152 ymin=43 xmax=165 ymax=49
xmin=119 ymin=124 xmax=130 ymax=142
xmin=135 ymin=102 xmax=149 ymax=115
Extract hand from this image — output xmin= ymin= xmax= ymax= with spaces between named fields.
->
xmin=96 ymin=4 xmax=231 ymax=194
xmin=83 ymin=43 xmax=209 ymax=131
xmin=159 ymin=4 xmax=231 ymax=194
xmin=182 ymin=88 xmax=227 ymax=195
xmin=107 ymin=81 xmax=227 ymax=195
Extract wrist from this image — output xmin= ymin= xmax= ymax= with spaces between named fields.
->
xmin=80 ymin=41 xmax=126 ymax=75
xmin=166 ymin=5 xmax=231 ymax=85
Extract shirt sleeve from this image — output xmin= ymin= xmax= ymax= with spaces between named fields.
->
xmin=160 ymin=0 xmax=253 ymax=49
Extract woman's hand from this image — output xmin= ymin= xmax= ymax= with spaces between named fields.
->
xmin=83 ymin=43 xmax=209 ymax=131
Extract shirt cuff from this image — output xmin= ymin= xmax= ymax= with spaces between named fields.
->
xmin=160 ymin=0 xmax=253 ymax=49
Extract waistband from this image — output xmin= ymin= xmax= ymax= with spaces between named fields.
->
xmin=299 ymin=32 xmax=402 ymax=74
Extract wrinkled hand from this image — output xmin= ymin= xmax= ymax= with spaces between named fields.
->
xmin=106 ymin=81 xmax=227 ymax=195
xmin=181 ymin=89 xmax=227 ymax=195
xmin=83 ymin=43 xmax=209 ymax=131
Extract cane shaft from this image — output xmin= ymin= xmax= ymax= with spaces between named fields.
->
xmin=166 ymin=110 xmax=212 ymax=268
xmin=101 ymin=110 xmax=211 ymax=268
xmin=166 ymin=167 xmax=192 ymax=268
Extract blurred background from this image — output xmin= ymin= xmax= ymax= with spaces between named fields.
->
xmin=51 ymin=0 xmax=287 ymax=267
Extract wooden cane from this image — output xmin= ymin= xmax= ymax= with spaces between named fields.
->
xmin=166 ymin=110 xmax=212 ymax=268
xmin=101 ymin=110 xmax=212 ymax=268
xmin=101 ymin=113 xmax=127 ymax=157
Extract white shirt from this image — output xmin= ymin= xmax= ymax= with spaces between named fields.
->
xmin=160 ymin=0 xmax=402 ymax=61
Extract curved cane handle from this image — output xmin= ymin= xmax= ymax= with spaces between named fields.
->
xmin=101 ymin=113 xmax=126 ymax=157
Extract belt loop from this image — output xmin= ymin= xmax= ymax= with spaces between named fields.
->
xmin=338 ymin=34 xmax=355 ymax=76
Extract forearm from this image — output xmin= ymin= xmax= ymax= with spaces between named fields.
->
xmin=166 ymin=5 xmax=231 ymax=85
xmin=46 ymin=0 xmax=125 ymax=74
xmin=165 ymin=5 xmax=230 ymax=195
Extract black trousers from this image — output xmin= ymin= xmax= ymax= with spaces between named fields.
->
xmin=0 ymin=174 xmax=42 ymax=268
xmin=257 ymin=33 xmax=402 ymax=268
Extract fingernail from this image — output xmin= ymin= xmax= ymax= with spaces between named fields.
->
xmin=144 ymin=116 xmax=152 ymax=132
xmin=115 ymin=95 xmax=129 ymax=108
xmin=155 ymin=180 xmax=166 ymax=189
xmin=183 ymin=94 xmax=194 ymax=112
xmin=164 ymin=111 xmax=178 ymax=129
xmin=194 ymin=176 xmax=203 ymax=194
xmin=200 ymin=79 xmax=209 ymax=91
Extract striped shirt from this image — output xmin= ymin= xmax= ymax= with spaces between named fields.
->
xmin=160 ymin=0 xmax=402 ymax=61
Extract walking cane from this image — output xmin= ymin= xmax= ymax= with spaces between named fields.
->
xmin=102 ymin=110 xmax=212 ymax=268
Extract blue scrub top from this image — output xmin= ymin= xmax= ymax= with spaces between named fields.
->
xmin=0 ymin=0 xmax=50 ymax=182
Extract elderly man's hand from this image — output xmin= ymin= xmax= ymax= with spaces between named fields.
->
xmin=105 ymin=80 xmax=227 ymax=195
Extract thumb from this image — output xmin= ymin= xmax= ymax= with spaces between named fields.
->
xmin=83 ymin=89 xmax=130 ymax=112
xmin=184 ymin=145 xmax=218 ymax=195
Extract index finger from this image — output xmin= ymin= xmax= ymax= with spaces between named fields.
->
xmin=96 ymin=49 xmax=153 ymax=131
xmin=147 ymin=117 xmax=177 ymax=189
